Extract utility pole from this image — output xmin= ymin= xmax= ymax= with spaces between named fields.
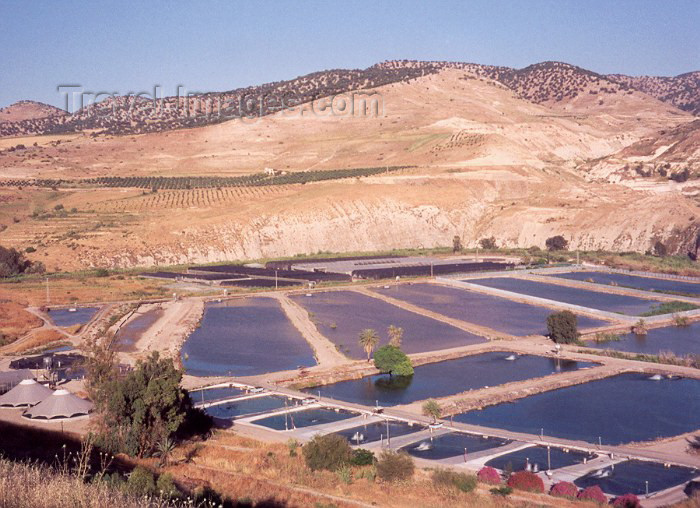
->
xmin=45 ymin=277 xmax=50 ymax=305
xmin=275 ymin=270 xmax=278 ymax=290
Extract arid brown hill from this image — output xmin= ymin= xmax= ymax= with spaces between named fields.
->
xmin=607 ymin=71 xmax=700 ymax=115
xmin=0 ymin=100 xmax=67 ymax=124
xmin=1 ymin=60 xmax=697 ymax=139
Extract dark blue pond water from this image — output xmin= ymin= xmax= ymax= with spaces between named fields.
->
xmin=205 ymin=395 xmax=296 ymax=419
xmin=334 ymin=420 xmax=424 ymax=445
xmin=47 ymin=307 xmax=99 ymax=327
xmin=291 ymin=290 xmax=486 ymax=359
xmin=551 ymin=271 xmax=700 ymax=297
xmin=189 ymin=385 xmax=246 ymax=404
xmin=485 ymin=445 xmax=596 ymax=472
xmin=181 ymin=298 xmax=316 ymax=376
xmin=371 ymin=284 xmax=608 ymax=336
xmin=252 ymin=407 xmax=358 ymax=430
xmin=455 ymin=373 xmax=700 ymax=445
xmin=114 ymin=308 xmax=163 ymax=352
xmin=304 ymin=352 xmax=597 ymax=406
xmin=468 ymin=278 xmax=659 ymax=315
xmin=402 ymin=432 xmax=511 ymax=460
xmin=574 ymin=460 xmax=699 ymax=496
xmin=586 ymin=321 xmax=700 ymax=357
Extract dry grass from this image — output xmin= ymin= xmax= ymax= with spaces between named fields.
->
xmin=0 ymin=301 xmax=42 ymax=341
xmin=2 ymin=328 xmax=65 ymax=354
xmin=172 ymin=431 xmax=576 ymax=508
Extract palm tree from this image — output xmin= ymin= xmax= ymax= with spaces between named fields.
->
xmin=358 ymin=329 xmax=379 ymax=362
xmin=387 ymin=325 xmax=404 ymax=348
xmin=156 ymin=437 xmax=176 ymax=467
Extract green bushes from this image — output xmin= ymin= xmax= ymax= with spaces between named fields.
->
xmin=373 ymin=345 xmax=414 ymax=377
xmin=302 ymin=434 xmax=352 ymax=471
xmin=376 ymin=450 xmax=414 ymax=482
xmin=350 ymin=448 xmax=375 ymax=466
xmin=640 ymin=301 xmax=698 ymax=317
xmin=545 ymin=235 xmax=568 ymax=251
xmin=546 ymin=310 xmax=579 ymax=344
xmin=431 ymin=468 xmax=477 ymax=493
xmin=125 ymin=466 xmax=156 ymax=496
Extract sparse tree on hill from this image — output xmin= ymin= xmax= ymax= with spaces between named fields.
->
xmin=545 ymin=235 xmax=568 ymax=252
xmin=388 ymin=325 xmax=404 ymax=348
xmin=653 ymin=240 xmax=667 ymax=257
xmin=359 ymin=328 xmax=380 ymax=362
xmin=422 ymin=399 xmax=442 ymax=423
xmin=479 ymin=237 xmax=497 ymax=250
xmin=453 ymin=235 xmax=462 ymax=253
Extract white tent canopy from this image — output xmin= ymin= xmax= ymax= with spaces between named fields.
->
xmin=23 ymin=389 xmax=93 ymax=420
xmin=0 ymin=379 xmax=53 ymax=407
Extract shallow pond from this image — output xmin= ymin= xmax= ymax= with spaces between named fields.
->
xmin=47 ymin=307 xmax=99 ymax=327
xmin=574 ymin=460 xmax=699 ymax=496
xmin=402 ymin=432 xmax=511 ymax=460
xmin=304 ymin=352 xmax=597 ymax=406
xmin=252 ymin=407 xmax=359 ymax=431
xmin=113 ymin=308 xmax=164 ymax=352
xmin=334 ymin=420 xmax=424 ymax=445
xmin=291 ymin=290 xmax=486 ymax=358
xmin=181 ymin=298 xmax=316 ymax=376
xmin=485 ymin=445 xmax=596 ymax=472
xmin=371 ymin=284 xmax=608 ymax=336
xmin=455 ymin=373 xmax=700 ymax=445
xmin=586 ymin=321 xmax=700 ymax=357
xmin=468 ymin=278 xmax=659 ymax=315
xmin=205 ymin=395 xmax=297 ymax=420
xmin=550 ymin=271 xmax=700 ymax=297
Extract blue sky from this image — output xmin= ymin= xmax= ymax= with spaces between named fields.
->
xmin=1 ymin=0 xmax=698 ymax=108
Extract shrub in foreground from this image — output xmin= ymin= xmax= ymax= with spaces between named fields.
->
xmin=578 ymin=485 xmax=607 ymax=504
xmin=126 ymin=466 xmax=156 ymax=496
xmin=506 ymin=470 xmax=544 ymax=493
xmin=431 ymin=468 xmax=477 ymax=494
xmin=350 ymin=448 xmax=375 ymax=466
xmin=376 ymin=450 xmax=414 ymax=483
xmin=477 ymin=466 xmax=501 ymax=485
xmin=302 ymin=434 xmax=352 ymax=471
xmin=550 ymin=481 xmax=578 ymax=499
xmin=612 ymin=493 xmax=641 ymax=507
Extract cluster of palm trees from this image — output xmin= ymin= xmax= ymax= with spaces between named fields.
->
xmin=358 ymin=325 xmax=404 ymax=361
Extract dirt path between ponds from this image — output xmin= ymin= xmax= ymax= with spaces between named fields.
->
xmin=117 ymin=299 xmax=204 ymax=365
xmin=271 ymin=293 xmax=348 ymax=368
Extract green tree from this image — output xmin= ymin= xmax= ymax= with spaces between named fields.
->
xmin=479 ymin=237 xmax=497 ymax=250
xmin=91 ymin=351 xmax=194 ymax=457
xmin=359 ymin=328 xmax=380 ymax=362
xmin=373 ymin=345 xmax=414 ymax=377
xmin=387 ymin=325 xmax=403 ymax=348
xmin=126 ymin=466 xmax=156 ymax=496
xmin=422 ymin=399 xmax=442 ymax=423
xmin=452 ymin=235 xmax=463 ymax=253
xmin=545 ymin=235 xmax=569 ymax=251
xmin=546 ymin=311 xmax=579 ymax=344
xmin=302 ymin=434 xmax=352 ymax=471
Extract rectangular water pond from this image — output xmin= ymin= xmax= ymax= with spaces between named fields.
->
xmin=550 ymin=271 xmax=700 ymax=297
xmin=468 ymin=277 xmax=660 ymax=315
xmin=371 ymin=284 xmax=608 ymax=336
xmin=291 ymin=290 xmax=486 ymax=359
xmin=181 ymin=298 xmax=316 ymax=376
xmin=586 ymin=321 xmax=700 ymax=357
xmin=47 ymin=307 xmax=99 ymax=327
xmin=485 ymin=445 xmax=596 ymax=472
xmin=304 ymin=352 xmax=597 ymax=406
xmin=205 ymin=395 xmax=298 ymax=420
xmin=189 ymin=385 xmax=247 ymax=404
xmin=455 ymin=373 xmax=700 ymax=445
xmin=402 ymin=432 xmax=511 ymax=460
xmin=334 ymin=420 xmax=424 ymax=445
xmin=574 ymin=460 xmax=699 ymax=496
xmin=252 ymin=407 xmax=359 ymax=431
